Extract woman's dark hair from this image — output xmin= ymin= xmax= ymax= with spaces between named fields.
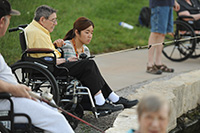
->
xmin=63 ymin=17 xmax=94 ymax=40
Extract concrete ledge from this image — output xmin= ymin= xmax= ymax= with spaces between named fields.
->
xmin=106 ymin=70 xmax=200 ymax=133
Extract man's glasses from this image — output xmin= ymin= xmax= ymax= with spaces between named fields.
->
xmin=47 ymin=18 xmax=57 ymax=24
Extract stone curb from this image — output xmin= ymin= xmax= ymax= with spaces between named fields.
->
xmin=106 ymin=69 xmax=200 ymax=133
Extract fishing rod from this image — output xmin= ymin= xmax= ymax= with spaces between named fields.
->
xmin=28 ymin=91 xmax=105 ymax=133
xmin=135 ymin=35 xmax=200 ymax=50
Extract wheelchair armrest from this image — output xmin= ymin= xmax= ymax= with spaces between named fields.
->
xmin=22 ymin=48 xmax=56 ymax=64
xmin=25 ymin=48 xmax=54 ymax=54
xmin=56 ymin=65 xmax=69 ymax=74
xmin=0 ymin=92 xmax=11 ymax=99
xmin=178 ymin=15 xmax=195 ymax=21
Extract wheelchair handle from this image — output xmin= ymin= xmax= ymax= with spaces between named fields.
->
xmin=9 ymin=24 xmax=28 ymax=32
xmin=9 ymin=27 xmax=19 ymax=32
xmin=18 ymin=24 xmax=28 ymax=28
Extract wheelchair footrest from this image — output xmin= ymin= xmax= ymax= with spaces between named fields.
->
xmin=96 ymin=110 xmax=112 ymax=117
xmin=91 ymin=107 xmax=112 ymax=118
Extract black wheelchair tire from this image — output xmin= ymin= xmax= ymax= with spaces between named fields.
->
xmin=62 ymin=102 xmax=84 ymax=130
xmin=190 ymin=37 xmax=200 ymax=58
xmin=162 ymin=20 xmax=196 ymax=62
xmin=11 ymin=61 xmax=60 ymax=104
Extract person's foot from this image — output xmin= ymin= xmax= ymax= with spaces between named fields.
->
xmin=114 ymin=97 xmax=139 ymax=108
xmin=96 ymin=102 xmax=124 ymax=112
xmin=155 ymin=64 xmax=174 ymax=73
xmin=146 ymin=65 xmax=162 ymax=75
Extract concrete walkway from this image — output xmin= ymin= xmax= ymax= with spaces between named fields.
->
xmin=94 ymin=48 xmax=200 ymax=92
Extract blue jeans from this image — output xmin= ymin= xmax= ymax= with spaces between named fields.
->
xmin=151 ymin=6 xmax=173 ymax=34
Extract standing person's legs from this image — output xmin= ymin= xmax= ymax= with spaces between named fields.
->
xmin=147 ymin=6 xmax=172 ymax=74
xmin=154 ymin=7 xmax=174 ymax=72
xmin=0 ymin=98 xmax=74 ymax=133
xmin=148 ymin=33 xmax=165 ymax=67
xmin=149 ymin=32 xmax=165 ymax=66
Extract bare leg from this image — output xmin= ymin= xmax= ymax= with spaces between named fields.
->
xmin=148 ymin=32 xmax=165 ymax=66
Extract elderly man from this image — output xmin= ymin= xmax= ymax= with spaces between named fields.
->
xmin=0 ymin=0 xmax=74 ymax=132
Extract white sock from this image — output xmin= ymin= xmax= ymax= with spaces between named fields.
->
xmin=108 ymin=92 xmax=120 ymax=103
xmin=94 ymin=93 xmax=105 ymax=106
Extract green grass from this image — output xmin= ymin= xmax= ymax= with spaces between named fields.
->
xmin=0 ymin=0 xmax=150 ymax=65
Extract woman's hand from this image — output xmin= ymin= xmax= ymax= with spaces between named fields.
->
xmin=67 ymin=57 xmax=78 ymax=62
xmin=56 ymin=58 xmax=66 ymax=65
xmin=53 ymin=39 xmax=64 ymax=47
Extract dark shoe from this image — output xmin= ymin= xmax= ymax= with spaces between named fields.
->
xmin=96 ymin=102 xmax=124 ymax=112
xmin=146 ymin=65 xmax=162 ymax=75
xmin=114 ymin=97 xmax=139 ymax=108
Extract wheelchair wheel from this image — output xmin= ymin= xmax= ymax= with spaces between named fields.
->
xmin=162 ymin=20 xmax=196 ymax=62
xmin=0 ymin=123 xmax=9 ymax=133
xmin=190 ymin=37 xmax=200 ymax=58
xmin=11 ymin=61 xmax=60 ymax=104
xmin=62 ymin=103 xmax=84 ymax=130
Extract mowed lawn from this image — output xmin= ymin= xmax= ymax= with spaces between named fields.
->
xmin=1 ymin=0 xmax=150 ymax=65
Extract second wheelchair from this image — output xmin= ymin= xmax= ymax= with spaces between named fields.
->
xmin=162 ymin=16 xmax=200 ymax=62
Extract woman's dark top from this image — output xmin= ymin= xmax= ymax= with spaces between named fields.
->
xmin=177 ymin=0 xmax=200 ymax=14
xmin=177 ymin=0 xmax=200 ymax=29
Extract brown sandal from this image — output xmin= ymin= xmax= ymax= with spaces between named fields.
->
xmin=146 ymin=65 xmax=162 ymax=75
xmin=155 ymin=64 xmax=174 ymax=73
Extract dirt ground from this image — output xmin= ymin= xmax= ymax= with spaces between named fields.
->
xmin=74 ymin=81 xmax=142 ymax=133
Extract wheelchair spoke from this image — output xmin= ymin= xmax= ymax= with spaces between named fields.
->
xmin=162 ymin=20 xmax=196 ymax=61
xmin=11 ymin=62 xmax=59 ymax=104
xmin=169 ymin=45 xmax=177 ymax=58
xmin=179 ymin=50 xmax=183 ymax=58
xmin=13 ymin=71 xmax=21 ymax=83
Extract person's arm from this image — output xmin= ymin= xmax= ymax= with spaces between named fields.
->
xmin=179 ymin=10 xmax=200 ymax=20
xmin=61 ymin=41 xmax=78 ymax=62
xmin=0 ymin=54 xmax=31 ymax=99
xmin=67 ymin=57 xmax=78 ymax=62
xmin=0 ymin=80 xmax=31 ymax=99
xmin=56 ymin=58 xmax=66 ymax=65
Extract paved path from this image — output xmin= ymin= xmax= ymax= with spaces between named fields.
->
xmin=94 ymin=48 xmax=200 ymax=91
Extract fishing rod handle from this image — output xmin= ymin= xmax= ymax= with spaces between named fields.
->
xmin=28 ymin=91 xmax=41 ymax=100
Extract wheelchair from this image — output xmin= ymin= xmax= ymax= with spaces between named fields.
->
xmin=162 ymin=15 xmax=200 ymax=62
xmin=0 ymin=24 xmax=112 ymax=131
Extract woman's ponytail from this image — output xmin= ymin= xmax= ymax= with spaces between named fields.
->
xmin=63 ymin=29 xmax=75 ymax=40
